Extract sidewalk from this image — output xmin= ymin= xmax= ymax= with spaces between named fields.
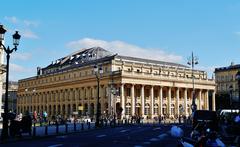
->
xmin=0 ymin=122 xmax=95 ymax=143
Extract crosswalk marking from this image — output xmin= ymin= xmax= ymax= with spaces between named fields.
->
xmin=149 ymin=138 xmax=159 ymax=142
xmin=48 ymin=144 xmax=63 ymax=147
xmin=153 ymin=127 xmax=161 ymax=130
xmin=96 ymin=134 xmax=106 ymax=138
xmin=120 ymin=129 xmax=129 ymax=133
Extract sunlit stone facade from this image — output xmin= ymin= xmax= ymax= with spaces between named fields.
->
xmin=17 ymin=47 xmax=216 ymax=119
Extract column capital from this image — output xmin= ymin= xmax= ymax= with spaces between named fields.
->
xmin=120 ymin=83 xmax=125 ymax=86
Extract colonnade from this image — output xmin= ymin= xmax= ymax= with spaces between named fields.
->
xmin=120 ymin=83 xmax=215 ymax=118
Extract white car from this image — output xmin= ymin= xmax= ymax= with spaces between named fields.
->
xmin=0 ymin=117 xmax=3 ymax=122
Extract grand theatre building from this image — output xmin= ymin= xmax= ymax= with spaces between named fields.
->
xmin=17 ymin=47 xmax=216 ymax=119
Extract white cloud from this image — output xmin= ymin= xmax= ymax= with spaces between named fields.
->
xmin=3 ymin=16 xmax=39 ymax=39
xmin=8 ymin=63 xmax=35 ymax=81
xmin=12 ymin=53 xmax=32 ymax=61
xmin=67 ymin=38 xmax=183 ymax=63
xmin=10 ymin=63 xmax=26 ymax=73
xmin=22 ymin=29 xmax=39 ymax=39
xmin=23 ymin=20 xmax=39 ymax=27
xmin=4 ymin=16 xmax=18 ymax=24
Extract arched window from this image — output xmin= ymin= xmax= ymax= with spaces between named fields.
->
xmin=154 ymin=104 xmax=158 ymax=115
xmin=144 ymin=103 xmax=150 ymax=115
xmin=126 ymin=103 xmax=131 ymax=115
xmin=162 ymin=104 xmax=167 ymax=115
xmin=171 ymin=104 xmax=175 ymax=115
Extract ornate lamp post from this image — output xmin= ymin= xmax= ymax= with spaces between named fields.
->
xmin=0 ymin=25 xmax=21 ymax=140
xmin=187 ymin=52 xmax=198 ymax=114
xmin=235 ymin=70 xmax=240 ymax=108
xmin=229 ymin=85 xmax=233 ymax=113
xmin=94 ymin=65 xmax=103 ymax=128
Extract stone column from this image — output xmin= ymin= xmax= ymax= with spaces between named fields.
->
xmin=176 ymin=88 xmax=179 ymax=117
xmin=184 ymin=88 xmax=188 ymax=116
xmin=206 ymin=90 xmax=209 ymax=110
xmin=159 ymin=86 xmax=163 ymax=116
xmin=131 ymin=84 xmax=135 ymax=116
xmin=198 ymin=90 xmax=202 ymax=110
xmin=168 ymin=87 xmax=171 ymax=116
xmin=150 ymin=86 xmax=154 ymax=118
xmin=121 ymin=84 xmax=125 ymax=118
xmin=212 ymin=91 xmax=216 ymax=111
xmin=141 ymin=85 xmax=145 ymax=116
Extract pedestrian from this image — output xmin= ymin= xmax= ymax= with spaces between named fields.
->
xmin=43 ymin=111 xmax=48 ymax=123
xmin=179 ymin=115 xmax=181 ymax=124
xmin=33 ymin=110 xmax=37 ymax=123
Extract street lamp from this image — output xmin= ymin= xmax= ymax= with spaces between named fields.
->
xmin=0 ymin=24 xmax=21 ymax=140
xmin=187 ymin=52 xmax=198 ymax=114
xmin=229 ymin=85 xmax=233 ymax=113
xmin=235 ymin=70 xmax=240 ymax=108
xmin=94 ymin=64 xmax=103 ymax=128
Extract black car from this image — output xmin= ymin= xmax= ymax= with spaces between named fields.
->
xmin=192 ymin=110 xmax=218 ymax=132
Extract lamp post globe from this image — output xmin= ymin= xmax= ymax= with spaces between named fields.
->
xmin=0 ymin=24 xmax=20 ymax=140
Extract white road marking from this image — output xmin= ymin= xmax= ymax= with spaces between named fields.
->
xmin=48 ymin=144 xmax=63 ymax=147
xmin=56 ymin=135 xmax=67 ymax=139
xmin=134 ymin=145 xmax=143 ymax=147
xmin=96 ymin=134 xmax=106 ymax=138
xmin=120 ymin=129 xmax=130 ymax=133
xmin=153 ymin=127 xmax=161 ymax=131
xmin=158 ymin=133 xmax=168 ymax=140
xmin=149 ymin=138 xmax=159 ymax=142
xmin=143 ymin=142 xmax=151 ymax=145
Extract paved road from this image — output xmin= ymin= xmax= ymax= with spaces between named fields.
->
xmin=2 ymin=124 xmax=191 ymax=147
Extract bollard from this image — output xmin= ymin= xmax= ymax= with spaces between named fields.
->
xmin=45 ymin=125 xmax=48 ymax=135
xmin=56 ymin=122 xmax=59 ymax=134
xmin=65 ymin=123 xmax=68 ymax=133
xmin=88 ymin=122 xmax=90 ymax=130
xmin=33 ymin=122 xmax=36 ymax=137
xmin=74 ymin=122 xmax=76 ymax=131
xmin=81 ymin=123 xmax=84 ymax=130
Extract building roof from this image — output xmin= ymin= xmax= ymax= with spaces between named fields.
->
xmin=215 ymin=64 xmax=240 ymax=72
xmin=116 ymin=55 xmax=188 ymax=68
xmin=39 ymin=47 xmax=189 ymax=75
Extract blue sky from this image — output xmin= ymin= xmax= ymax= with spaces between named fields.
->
xmin=1 ymin=0 xmax=240 ymax=81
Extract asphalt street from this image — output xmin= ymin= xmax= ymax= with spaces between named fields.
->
xmin=2 ymin=124 xmax=191 ymax=147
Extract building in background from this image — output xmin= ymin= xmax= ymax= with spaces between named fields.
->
xmin=2 ymin=81 xmax=18 ymax=113
xmin=215 ymin=62 xmax=240 ymax=108
xmin=0 ymin=41 xmax=6 ymax=119
xmin=17 ymin=47 xmax=215 ymax=120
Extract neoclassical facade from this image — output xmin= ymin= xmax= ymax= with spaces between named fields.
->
xmin=215 ymin=62 xmax=240 ymax=102
xmin=17 ymin=47 xmax=216 ymax=119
